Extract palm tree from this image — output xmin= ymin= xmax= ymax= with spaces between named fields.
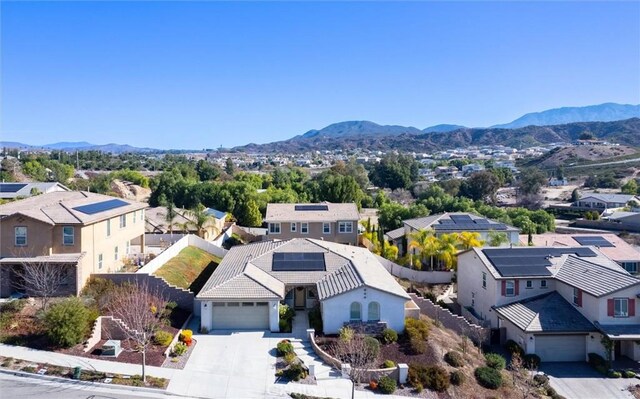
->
xmin=185 ymin=203 xmax=217 ymax=239
xmin=163 ymin=200 xmax=178 ymax=235
xmin=487 ymin=230 xmax=509 ymax=247
xmin=408 ymin=229 xmax=440 ymax=271
xmin=458 ymin=231 xmax=484 ymax=250
xmin=437 ymin=233 xmax=460 ymax=270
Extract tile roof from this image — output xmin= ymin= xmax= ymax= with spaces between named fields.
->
xmin=493 ymin=292 xmax=596 ymax=333
xmin=404 ymin=212 xmax=519 ymax=232
xmin=385 ymin=227 xmax=405 ymax=241
xmin=521 ymin=233 xmax=640 ymax=262
xmin=579 ymin=193 xmax=639 ymax=203
xmin=0 ymin=191 xmax=146 ymax=225
xmin=554 ymin=256 xmax=640 ymax=297
xmin=264 ymin=203 xmax=359 ymax=222
xmin=196 ymin=238 xmax=410 ymax=302
xmin=0 ymin=182 xmax=70 ymax=199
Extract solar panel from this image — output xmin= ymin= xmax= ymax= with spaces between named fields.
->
xmin=73 ymin=199 xmax=129 ymax=215
xmin=439 ymin=219 xmax=455 ymax=224
xmin=0 ymin=183 xmax=27 ymax=193
xmin=483 ymin=247 xmax=597 ymax=277
xmin=450 ymin=215 xmax=473 ymax=223
xmin=475 ymin=219 xmax=491 ymax=224
xmin=272 ymin=252 xmax=326 ymax=271
xmin=573 ymin=236 xmax=615 ymax=248
xmin=294 ymin=205 xmax=329 ymax=212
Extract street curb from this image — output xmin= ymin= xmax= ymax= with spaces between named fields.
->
xmin=0 ymin=367 xmax=190 ymax=397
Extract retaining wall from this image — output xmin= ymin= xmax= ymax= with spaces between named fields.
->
xmin=136 ymin=234 xmax=227 ymax=275
xmin=375 ymin=255 xmax=453 ymax=284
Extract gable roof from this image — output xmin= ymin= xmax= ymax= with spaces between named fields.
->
xmin=264 ymin=203 xmax=359 ymax=223
xmin=0 ymin=191 xmax=146 ymax=225
xmin=579 ymin=193 xmax=638 ymax=204
xmin=0 ymin=182 xmax=70 ymax=199
xmin=404 ymin=212 xmax=518 ymax=232
xmin=493 ymin=292 xmax=596 ymax=333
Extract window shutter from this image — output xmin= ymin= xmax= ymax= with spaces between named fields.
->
xmin=607 ymin=299 xmax=614 ymax=316
xmin=629 ymin=299 xmax=636 ymax=317
xmin=577 ymin=290 xmax=582 ymax=307
xmin=514 ymin=280 xmax=519 ymax=296
xmin=501 ymin=280 xmax=506 ymax=296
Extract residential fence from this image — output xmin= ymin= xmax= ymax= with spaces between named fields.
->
xmin=375 ymin=255 xmax=453 ymax=284
xmin=136 ymin=234 xmax=227 ymax=275
xmin=409 ymin=293 xmax=490 ymax=346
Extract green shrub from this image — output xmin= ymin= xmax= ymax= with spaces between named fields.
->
xmin=284 ymin=363 xmax=306 ymax=381
xmin=608 ymin=370 xmax=621 ymax=378
xmin=523 ymin=354 xmax=541 ymax=369
xmin=484 ymin=353 xmax=506 ymax=370
xmin=405 ymin=318 xmax=430 ymax=339
xmin=380 ymin=328 xmax=398 ymax=344
xmin=444 ymin=351 xmax=464 ymax=367
xmin=80 ymin=277 xmax=115 ymax=309
xmin=172 ymin=342 xmax=188 ymax=356
xmin=450 ymin=370 xmax=465 ymax=386
xmin=279 ymin=319 xmax=290 ymax=333
xmin=339 ymin=327 xmax=355 ymax=342
xmin=364 ymin=336 xmax=381 ymax=358
xmin=413 ymin=382 xmax=423 ymax=393
xmin=279 ymin=304 xmax=295 ymax=321
xmin=165 ymin=301 xmax=178 ymax=311
xmin=378 ymin=376 xmax=397 ymax=394
xmin=0 ymin=299 xmax=26 ymax=314
xmin=284 ymin=352 xmax=296 ymax=365
xmin=21 ymin=366 xmax=37 ymax=373
xmin=409 ymin=335 xmax=427 ymax=354
xmin=153 ymin=330 xmax=173 ymax=346
xmin=307 ymin=305 xmax=323 ymax=334
xmin=623 ymin=370 xmax=636 ymax=378
xmin=44 ymin=298 xmax=90 ymax=348
xmin=408 ymin=364 xmax=450 ymax=392
xmin=382 ymin=360 xmax=396 ymax=369
xmin=474 ymin=367 xmax=503 ymax=389
xmin=505 ymin=339 xmax=524 ymax=356
xmin=277 ymin=340 xmax=294 ymax=356
xmin=533 ymin=374 xmax=549 ymax=386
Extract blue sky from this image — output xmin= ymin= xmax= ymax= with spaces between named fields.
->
xmin=1 ymin=1 xmax=639 ymax=149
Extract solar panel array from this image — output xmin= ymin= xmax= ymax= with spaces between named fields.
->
xmin=73 ymin=199 xmax=129 ymax=215
xmin=483 ymin=247 xmax=597 ymax=277
xmin=0 ymin=183 xmax=27 ymax=193
xmin=434 ymin=214 xmax=507 ymax=231
xmin=573 ymin=236 xmax=615 ymax=248
xmin=294 ymin=205 xmax=329 ymax=212
xmin=272 ymin=252 xmax=326 ymax=271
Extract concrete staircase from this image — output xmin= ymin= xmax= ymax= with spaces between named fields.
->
xmin=291 ymin=339 xmax=341 ymax=381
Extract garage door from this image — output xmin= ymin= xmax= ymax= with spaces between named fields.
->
xmin=211 ymin=302 xmax=269 ymax=330
xmin=536 ymin=335 xmax=586 ymax=362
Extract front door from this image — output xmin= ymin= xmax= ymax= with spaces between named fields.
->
xmin=294 ymin=287 xmax=305 ymax=309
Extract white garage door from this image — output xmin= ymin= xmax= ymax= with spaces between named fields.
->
xmin=211 ymin=302 xmax=269 ymax=330
xmin=536 ymin=335 xmax=586 ymax=362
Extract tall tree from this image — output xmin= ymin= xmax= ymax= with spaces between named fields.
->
xmin=459 ymin=171 xmax=501 ymax=203
xmin=225 ymin=158 xmax=235 ymax=176
xmin=185 ymin=203 xmax=216 ymax=238
xmin=408 ymin=229 xmax=440 ymax=271
xmin=457 ymin=231 xmax=484 ymax=250
xmin=14 ymin=259 xmax=69 ymax=311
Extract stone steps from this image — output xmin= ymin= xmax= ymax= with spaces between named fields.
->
xmin=291 ymin=339 xmax=339 ymax=381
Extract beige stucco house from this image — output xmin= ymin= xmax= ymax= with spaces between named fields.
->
xmin=0 ymin=191 xmax=147 ymax=297
xmin=264 ymin=203 xmax=359 ymax=245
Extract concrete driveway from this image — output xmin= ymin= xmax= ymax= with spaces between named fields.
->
xmin=540 ymin=362 xmax=636 ymax=399
xmin=167 ymin=328 xmax=283 ymax=399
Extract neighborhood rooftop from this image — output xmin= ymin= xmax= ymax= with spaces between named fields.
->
xmin=403 ymin=212 xmax=518 ymax=232
xmin=521 ymin=233 xmax=640 ymax=262
xmin=264 ymin=202 xmax=359 ymax=222
xmin=0 ymin=181 xmax=70 ymax=199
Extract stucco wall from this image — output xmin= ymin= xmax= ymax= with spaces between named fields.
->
xmin=265 ymin=221 xmax=358 ymax=245
xmin=321 ymin=287 xmax=406 ymax=334
xmin=137 ymin=234 xmax=227 ymax=275
xmin=376 ymin=255 xmax=453 ymax=284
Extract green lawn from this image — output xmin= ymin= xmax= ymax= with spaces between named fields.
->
xmin=154 ymin=246 xmax=221 ymax=294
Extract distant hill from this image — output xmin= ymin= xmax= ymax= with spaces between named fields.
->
xmin=299 ymin=121 xmax=423 ymax=139
xmin=492 ymin=103 xmax=640 ymax=129
xmin=422 ymin=124 xmax=466 ymax=133
xmin=235 ymin=118 xmax=640 ymax=153
xmin=0 ymin=141 xmax=159 ymax=153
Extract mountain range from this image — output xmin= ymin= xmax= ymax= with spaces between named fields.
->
xmin=0 ymin=141 xmax=159 ymax=154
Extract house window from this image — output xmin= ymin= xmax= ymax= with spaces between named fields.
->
xmin=350 ymin=302 xmax=361 ymax=321
xmin=368 ymin=302 xmax=380 ymax=321
xmin=301 ymin=222 xmax=309 ymax=234
xmin=291 ymin=223 xmax=297 ymax=233
xmin=106 ymin=219 xmax=111 ymax=237
xmin=482 ymin=272 xmax=487 ymax=289
xmin=614 ymin=298 xmax=629 ymax=317
xmin=622 ymin=262 xmax=638 ymax=274
xmin=98 ymin=253 xmax=103 ymax=269
xmin=119 ymin=215 xmax=126 ymax=228
xmin=307 ymin=289 xmax=316 ymax=299
xmin=540 ymin=280 xmax=547 ymax=288
xmin=505 ymin=280 xmax=515 ymax=296
xmin=126 ymin=240 xmax=131 ymax=255
xmin=323 ymin=223 xmax=331 ymax=234
xmin=526 ymin=280 xmax=533 ymax=289
xmin=62 ymin=226 xmax=74 ymax=246
xmin=114 ymin=246 xmax=119 ymax=261
xmin=269 ymin=223 xmax=281 ymax=234
xmin=573 ymin=288 xmax=580 ymax=306
xmin=14 ymin=226 xmax=27 ymax=246
xmin=338 ymin=222 xmax=353 ymax=234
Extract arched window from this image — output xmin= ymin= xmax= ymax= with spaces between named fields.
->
xmin=350 ymin=302 xmax=361 ymax=321
xmin=368 ymin=302 xmax=380 ymax=321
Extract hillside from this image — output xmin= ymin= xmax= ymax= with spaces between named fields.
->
xmin=526 ymin=145 xmax=638 ymax=168
xmin=299 ymin=121 xmax=423 ymax=139
xmin=235 ymin=118 xmax=640 ymax=153
xmin=0 ymin=141 xmax=159 ymax=153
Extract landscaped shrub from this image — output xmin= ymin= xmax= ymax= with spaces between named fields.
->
xmin=364 ymin=336 xmax=381 ymax=358
xmin=382 ymin=360 xmax=396 ymax=369
xmin=408 ymin=364 xmax=450 ymax=392
xmin=608 ymin=370 xmax=621 ymax=378
xmin=279 ymin=319 xmax=290 ymax=333
xmin=450 ymin=370 xmax=465 ymax=386
xmin=505 ymin=339 xmax=524 ymax=356
xmin=153 ymin=330 xmax=174 ymax=346
xmin=405 ymin=318 xmax=430 ymax=339
xmin=474 ymin=367 xmax=503 ymax=389
xmin=277 ymin=339 xmax=294 ymax=356
xmin=588 ymin=352 xmax=607 ymax=374
xmin=179 ymin=329 xmax=193 ymax=346
xmin=284 ymin=363 xmax=307 ymax=381
xmin=409 ymin=335 xmax=427 ymax=354
xmin=378 ymin=376 xmax=397 ymax=394
xmin=307 ymin=305 xmax=323 ymax=334
xmin=523 ymin=353 xmax=541 ymax=369
xmin=484 ymin=353 xmax=506 ymax=370
xmin=339 ymin=327 xmax=355 ymax=342
xmin=444 ymin=351 xmax=464 ymax=367
xmin=0 ymin=299 xmax=26 ymax=314
xmin=380 ymin=328 xmax=398 ymax=344
xmin=283 ymin=352 xmax=296 ymax=365
xmin=623 ymin=370 xmax=636 ymax=378
xmin=44 ymin=298 xmax=90 ymax=348
xmin=533 ymin=374 xmax=549 ymax=386
xmin=279 ymin=304 xmax=295 ymax=321
xmin=172 ymin=342 xmax=188 ymax=356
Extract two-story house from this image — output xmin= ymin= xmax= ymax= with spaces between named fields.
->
xmin=264 ymin=203 xmax=359 ymax=246
xmin=0 ymin=191 xmax=147 ymax=297
xmin=385 ymin=212 xmax=520 ymax=256
xmin=458 ymin=247 xmax=640 ymax=362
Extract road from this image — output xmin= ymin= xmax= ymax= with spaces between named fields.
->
xmin=0 ymin=373 xmax=187 ymax=399
xmin=567 ymin=156 xmax=640 ymax=168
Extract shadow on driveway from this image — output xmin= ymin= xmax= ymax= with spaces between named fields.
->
xmin=540 ymin=362 xmax=635 ymax=399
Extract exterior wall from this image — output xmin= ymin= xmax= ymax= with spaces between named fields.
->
xmin=269 ymin=300 xmax=279 ymax=332
xmin=0 ymin=215 xmax=57 ymax=256
xmin=266 ymin=220 xmax=358 ymax=245
xmin=499 ymin=317 xmax=531 ymax=352
xmin=321 ymin=287 xmax=406 ymax=334
xmin=136 ymin=234 xmax=227 ymax=275
xmin=377 ymin=255 xmax=453 ymax=284
xmin=198 ymin=299 xmax=280 ymax=333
